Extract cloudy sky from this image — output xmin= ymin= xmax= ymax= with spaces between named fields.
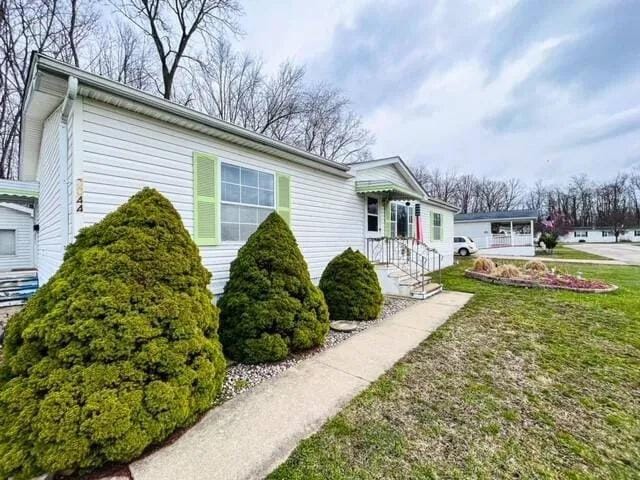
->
xmin=238 ymin=0 xmax=640 ymax=183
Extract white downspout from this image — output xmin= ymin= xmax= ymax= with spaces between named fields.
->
xmin=58 ymin=77 xmax=78 ymax=248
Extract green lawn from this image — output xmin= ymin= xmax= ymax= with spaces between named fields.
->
xmin=269 ymin=261 xmax=640 ymax=479
xmin=536 ymin=244 xmax=610 ymax=260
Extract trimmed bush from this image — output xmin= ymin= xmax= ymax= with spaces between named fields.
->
xmin=319 ymin=248 xmax=383 ymax=321
xmin=495 ymin=264 xmax=521 ymax=279
xmin=218 ymin=212 xmax=329 ymax=364
xmin=472 ymin=257 xmax=496 ymax=273
xmin=540 ymin=232 xmax=559 ymax=250
xmin=0 ymin=188 xmax=225 ymax=479
xmin=524 ymin=260 xmax=548 ymax=273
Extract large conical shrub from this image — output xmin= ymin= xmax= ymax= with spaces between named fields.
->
xmin=319 ymin=248 xmax=383 ymax=321
xmin=218 ymin=212 xmax=329 ymax=363
xmin=0 ymin=188 xmax=225 ymax=479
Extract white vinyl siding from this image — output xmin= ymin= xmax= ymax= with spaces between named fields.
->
xmin=355 ymin=164 xmax=414 ymax=190
xmin=36 ymin=107 xmax=64 ymax=283
xmin=80 ymin=98 xmax=364 ymax=294
xmin=0 ymin=206 xmax=34 ymax=270
xmin=424 ymin=205 xmax=454 ymax=268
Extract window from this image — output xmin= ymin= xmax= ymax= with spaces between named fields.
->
xmin=367 ymin=197 xmax=379 ymax=232
xmin=602 ymin=231 xmax=612 ymax=237
xmin=432 ymin=213 xmax=442 ymax=241
xmin=0 ymin=230 xmax=16 ymax=255
xmin=221 ymin=163 xmax=274 ymax=241
xmin=634 ymin=230 xmax=640 ymax=237
xmin=574 ymin=231 xmax=588 ymax=238
xmin=454 ymin=237 xmax=464 ymax=243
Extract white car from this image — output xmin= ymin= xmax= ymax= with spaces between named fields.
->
xmin=454 ymin=236 xmax=478 ymax=256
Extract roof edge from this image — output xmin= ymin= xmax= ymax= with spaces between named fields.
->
xmin=35 ymin=54 xmax=350 ymax=175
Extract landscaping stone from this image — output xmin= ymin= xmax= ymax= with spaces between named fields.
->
xmin=218 ymin=296 xmax=418 ymax=402
xmin=129 ymin=291 xmax=472 ymax=480
xmin=330 ymin=321 xmax=359 ymax=332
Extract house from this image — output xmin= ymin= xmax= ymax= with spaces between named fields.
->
xmin=0 ymin=53 xmax=457 ymax=301
xmin=560 ymin=226 xmax=640 ymax=244
xmin=454 ymin=209 xmax=537 ymax=257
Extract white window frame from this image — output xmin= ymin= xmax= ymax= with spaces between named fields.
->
xmin=574 ymin=231 xmax=588 ymax=238
xmin=634 ymin=230 xmax=640 ymax=237
xmin=0 ymin=229 xmax=16 ymax=256
xmin=366 ymin=196 xmax=380 ymax=234
xmin=220 ymin=161 xmax=275 ymax=243
xmin=432 ymin=212 xmax=443 ymax=241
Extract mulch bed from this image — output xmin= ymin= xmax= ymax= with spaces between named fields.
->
xmin=465 ymin=269 xmax=618 ymax=293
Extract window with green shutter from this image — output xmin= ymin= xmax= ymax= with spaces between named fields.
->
xmin=276 ymin=173 xmax=291 ymax=225
xmin=193 ymin=152 xmax=220 ymax=245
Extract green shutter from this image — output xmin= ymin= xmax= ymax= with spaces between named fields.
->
xmin=193 ymin=152 xmax=219 ymax=245
xmin=276 ymin=173 xmax=291 ymax=225
xmin=384 ymin=201 xmax=391 ymax=237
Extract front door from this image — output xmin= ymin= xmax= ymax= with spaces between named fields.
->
xmin=366 ymin=196 xmax=382 ymax=238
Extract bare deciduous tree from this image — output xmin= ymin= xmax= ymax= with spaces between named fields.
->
xmin=112 ymin=0 xmax=242 ymax=99
xmin=0 ymin=0 xmax=61 ymax=178
xmin=88 ymin=20 xmax=156 ymax=91
xmin=190 ymin=38 xmax=374 ymax=162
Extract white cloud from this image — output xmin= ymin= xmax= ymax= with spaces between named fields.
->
xmin=237 ymin=0 xmax=369 ymax=72
xmin=234 ymin=0 xmax=640 ymax=184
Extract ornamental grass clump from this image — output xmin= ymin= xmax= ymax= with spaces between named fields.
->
xmin=524 ymin=260 xmax=548 ymax=274
xmin=218 ymin=212 xmax=329 ymax=364
xmin=319 ymin=248 xmax=383 ymax=321
xmin=494 ymin=264 xmax=522 ymax=279
xmin=0 ymin=188 xmax=226 ymax=480
xmin=472 ymin=257 xmax=496 ymax=273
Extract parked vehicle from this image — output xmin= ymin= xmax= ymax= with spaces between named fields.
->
xmin=454 ymin=236 xmax=478 ymax=256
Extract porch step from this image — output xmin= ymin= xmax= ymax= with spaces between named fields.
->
xmin=398 ymin=275 xmax=432 ymax=287
xmin=411 ymin=282 xmax=443 ymax=299
xmin=0 ymin=270 xmax=38 ymax=306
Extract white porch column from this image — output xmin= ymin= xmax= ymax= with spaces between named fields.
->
xmin=510 ymin=221 xmax=514 ymax=246
xmin=530 ymin=219 xmax=534 ymax=245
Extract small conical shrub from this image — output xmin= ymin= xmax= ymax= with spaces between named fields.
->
xmin=0 ymin=188 xmax=225 ymax=479
xmin=218 ymin=212 xmax=329 ymax=363
xmin=319 ymin=248 xmax=383 ymax=321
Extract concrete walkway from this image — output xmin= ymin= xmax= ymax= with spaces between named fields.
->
xmin=486 ymin=254 xmax=626 ymax=265
xmin=130 ymin=291 xmax=473 ymax=480
xmin=565 ymin=243 xmax=640 ymax=265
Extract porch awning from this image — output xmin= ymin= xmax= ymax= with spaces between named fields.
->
xmin=355 ymin=180 xmax=423 ymax=201
xmin=0 ymin=179 xmax=39 ymax=199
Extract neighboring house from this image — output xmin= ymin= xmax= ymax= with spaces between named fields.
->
xmin=0 ymin=53 xmax=457 ymax=299
xmin=560 ymin=227 xmax=640 ymax=244
xmin=454 ymin=209 xmax=537 ymax=257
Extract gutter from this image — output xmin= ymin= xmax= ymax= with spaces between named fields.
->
xmin=35 ymin=55 xmax=351 ymax=177
xmin=423 ymin=197 xmax=460 ymax=212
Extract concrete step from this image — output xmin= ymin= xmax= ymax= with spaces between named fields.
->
xmin=411 ymin=283 xmax=443 ymax=299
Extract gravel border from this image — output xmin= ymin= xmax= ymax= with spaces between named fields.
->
xmin=218 ymin=295 xmax=419 ymax=402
